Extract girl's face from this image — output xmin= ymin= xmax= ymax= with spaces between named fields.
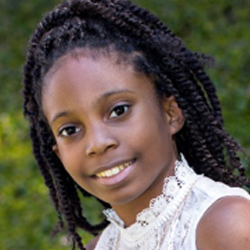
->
xmin=42 ymin=52 xmax=183 ymax=208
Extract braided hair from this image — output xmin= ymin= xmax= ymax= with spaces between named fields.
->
xmin=23 ymin=0 xmax=250 ymax=248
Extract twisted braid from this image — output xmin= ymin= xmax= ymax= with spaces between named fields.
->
xmin=39 ymin=120 xmax=107 ymax=249
xmin=23 ymin=0 xmax=250 ymax=248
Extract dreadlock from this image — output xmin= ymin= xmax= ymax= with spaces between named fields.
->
xmin=23 ymin=0 xmax=250 ymax=248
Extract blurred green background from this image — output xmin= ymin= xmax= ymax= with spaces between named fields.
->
xmin=0 ymin=0 xmax=249 ymax=249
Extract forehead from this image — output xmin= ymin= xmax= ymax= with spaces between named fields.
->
xmin=43 ymin=51 xmax=139 ymax=96
xmin=41 ymin=52 xmax=158 ymax=116
xmin=44 ymin=47 xmax=136 ymax=80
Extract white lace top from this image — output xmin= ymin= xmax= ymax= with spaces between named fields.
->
xmin=95 ymin=156 xmax=250 ymax=250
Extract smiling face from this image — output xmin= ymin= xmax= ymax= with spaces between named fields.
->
xmin=42 ymin=51 xmax=183 ymax=214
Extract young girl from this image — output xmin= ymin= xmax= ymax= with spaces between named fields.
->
xmin=23 ymin=0 xmax=250 ymax=249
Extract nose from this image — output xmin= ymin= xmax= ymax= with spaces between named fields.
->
xmin=85 ymin=123 xmax=118 ymax=157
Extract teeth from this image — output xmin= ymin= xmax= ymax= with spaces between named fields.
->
xmin=96 ymin=162 xmax=131 ymax=178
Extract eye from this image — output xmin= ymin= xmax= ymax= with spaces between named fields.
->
xmin=109 ymin=104 xmax=130 ymax=118
xmin=58 ymin=125 xmax=81 ymax=137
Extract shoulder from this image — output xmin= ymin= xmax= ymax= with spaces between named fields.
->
xmin=85 ymin=235 xmax=101 ymax=250
xmin=196 ymin=196 xmax=250 ymax=250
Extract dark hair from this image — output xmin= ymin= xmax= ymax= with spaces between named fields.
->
xmin=23 ymin=0 xmax=250 ymax=248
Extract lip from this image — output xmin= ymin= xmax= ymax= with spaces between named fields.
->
xmin=92 ymin=158 xmax=135 ymax=176
xmin=92 ymin=158 xmax=136 ymax=187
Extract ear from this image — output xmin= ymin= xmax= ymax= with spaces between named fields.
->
xmin=162 ymin=96 xmax=185 ymax=135
xmin=52 ymin=144 xmax=61 ymax=160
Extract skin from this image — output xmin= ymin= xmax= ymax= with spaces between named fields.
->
xmin=86 ymin=235 xmax=100 ymax=250
xmin=42 ymin=50 xmax=250 ymax=250
xmin=85 ymin=196 xmax=250 ymax=250
xmin=197 ymin=196 xmax=250 ymax=250
xmin=42 ymin=51 xmax=185 ymax=227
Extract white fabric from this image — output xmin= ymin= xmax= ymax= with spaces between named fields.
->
xmin=95 ymin=156 xmax=250 ymax=250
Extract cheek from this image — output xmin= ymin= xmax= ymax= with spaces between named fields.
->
xmin=133 ymin=107 xmax=170 ymax=141
xmin=60 ymin=151 xmax=91 ymax=189
xmin=57 ymin=144 xmax=83 ymax=175
xmin=127 ymin=113 xmax=171 ymax=155
xmin=139 ymin=117 xmax=173 ymax=157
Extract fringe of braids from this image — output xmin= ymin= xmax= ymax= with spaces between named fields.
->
xmin=23 ymin=0 xmax=250 ymax=248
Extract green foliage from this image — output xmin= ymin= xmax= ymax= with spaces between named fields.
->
xmin=0 ymin=0 xmax=249 ymax=249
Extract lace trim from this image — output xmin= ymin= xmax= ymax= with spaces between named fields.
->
xmin=102 ymin=155 xmax=200 ymax=249
xmin=136 ymin=155 xmax=193 ymax=226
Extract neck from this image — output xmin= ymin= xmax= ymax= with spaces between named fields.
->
xmin=111 ymin=164 xmax=175 ymax=227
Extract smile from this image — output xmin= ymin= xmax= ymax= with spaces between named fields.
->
xmin=96 ymin=161 xmax=134 ymax=178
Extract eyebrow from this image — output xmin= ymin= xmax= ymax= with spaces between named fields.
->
xmin=50 ymin=88 xmax=135 ymax=126
xmin=51 ymin=111 xmax=71 ymax=126
xmin=101 ymin=88 xmax=134 ymax=99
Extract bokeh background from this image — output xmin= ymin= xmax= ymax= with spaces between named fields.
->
xmin=0 ymin=0 xmax=249 ymax=249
